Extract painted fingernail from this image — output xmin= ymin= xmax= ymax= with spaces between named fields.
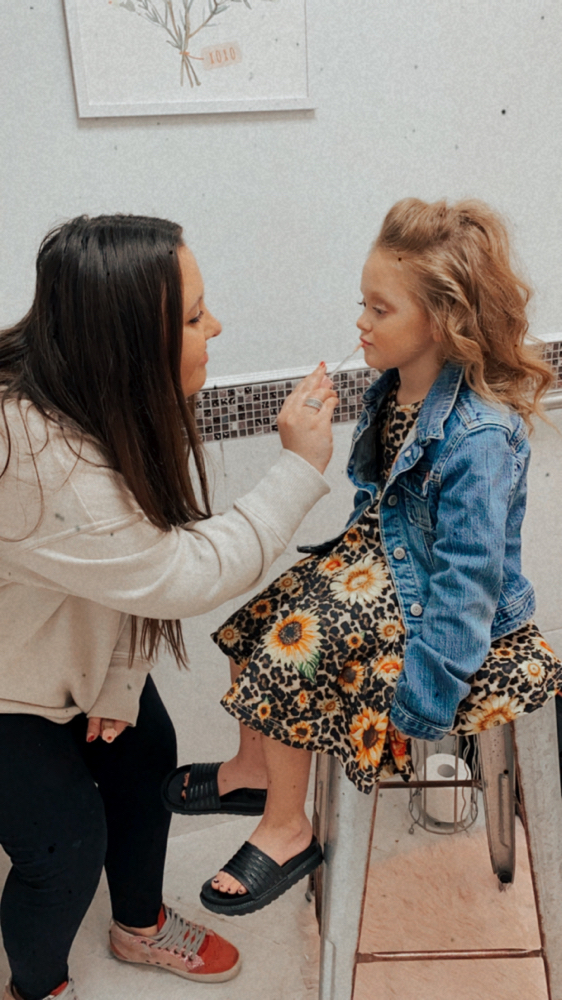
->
xmin=102 ymin=728 xmax=118 ymax=743
xmin=86 ymin=734 xmax=95 ymax=743
xmin=320 ymin=361 xmax=326 ymax=367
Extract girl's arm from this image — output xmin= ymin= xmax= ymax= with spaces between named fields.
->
xmin=389 ymin=423 xmax=530 ymax=741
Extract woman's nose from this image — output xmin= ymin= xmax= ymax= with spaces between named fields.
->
xmin=207 ymin=313 xmax=222 ymax=339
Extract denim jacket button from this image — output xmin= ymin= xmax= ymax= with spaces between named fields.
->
xmin=387 ymin=494 xmax=398 ymax=506
xmin=393 ymin=546 xmax=406 ymax=560
xmin=410 ymin=602 xmax=423 ymax=617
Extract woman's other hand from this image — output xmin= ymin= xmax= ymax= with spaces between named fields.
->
xmin=277 ymin=363 xmax=339 ymax=475
xmin=86 ymin=717 xmax=129 ymax=744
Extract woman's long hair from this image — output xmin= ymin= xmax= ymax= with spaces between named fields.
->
xmin=0 ymin=213 xmax=212 ymax=667
xmin=373 ymin=198 xmax=553 ymax=425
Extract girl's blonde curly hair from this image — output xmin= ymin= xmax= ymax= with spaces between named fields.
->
xmin=373 ymin=198 xmax=553 ymax=426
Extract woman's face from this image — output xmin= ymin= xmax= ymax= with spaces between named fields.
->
xmin=178 ymin=245 xmax=222 ymax=397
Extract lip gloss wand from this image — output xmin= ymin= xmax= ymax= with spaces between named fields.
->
xmin=328 ymin=343 xmax=361 ymax=378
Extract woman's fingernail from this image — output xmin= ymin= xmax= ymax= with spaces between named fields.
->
xmin=102 ymin=728 xmax=117 ymax=743
xmin=320 ymin=361 xmax=326 ymax=367
xmin=87 ymin=734 xmax=95 ymax=743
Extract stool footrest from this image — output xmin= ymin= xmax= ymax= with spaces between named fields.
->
xmin=357 ymin=947 xmax=542 ymax=963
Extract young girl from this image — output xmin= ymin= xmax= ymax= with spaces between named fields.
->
xmin=0 ymin=214 xmax=338 ymax=1000
xmin=164 ymin=197 xmax=562 ymax=916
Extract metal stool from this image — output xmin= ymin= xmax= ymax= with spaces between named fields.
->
xmin=310 ymin=698 xmax=562 ymax=1000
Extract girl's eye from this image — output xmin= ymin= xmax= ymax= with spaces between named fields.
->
xmin=188 ymin=310 xmax=204 ymax=325
xmin=373 ymin=306 xmax=386 ymax=316
xmin=357 ymin=299 xmax=366 ymax=308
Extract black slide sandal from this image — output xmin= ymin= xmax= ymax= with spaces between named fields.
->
xmin=161 ymin=761 xmax=267 ymax=816
xmin=199 ymin=837 xmax=323 ymax=916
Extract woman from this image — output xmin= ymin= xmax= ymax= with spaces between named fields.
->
xmin=0 ymin=213 xmax=338 ymax=1000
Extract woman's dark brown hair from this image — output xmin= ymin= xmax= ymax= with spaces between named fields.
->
xmin=0 ymin=213 xmax=212 ymax=667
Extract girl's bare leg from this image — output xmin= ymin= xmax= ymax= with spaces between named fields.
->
xmin=212 ymin=734 xmax=313 ymax=895
xmin=183 ymin=657 xmax=267 ymax=797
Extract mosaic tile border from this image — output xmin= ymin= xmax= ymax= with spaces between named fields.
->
xmin=195 ymin=340 xmax=562 ymax=444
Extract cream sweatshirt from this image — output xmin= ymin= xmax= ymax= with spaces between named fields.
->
xmin=0 ymin=399 xmax=330 ymax=725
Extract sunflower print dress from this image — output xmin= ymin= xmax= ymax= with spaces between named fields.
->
xmin=213 ymin=386 xmax=562 ymax=793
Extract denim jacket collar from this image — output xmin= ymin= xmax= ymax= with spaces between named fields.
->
xmin=362 ymin=361 xmax=464 ymax=446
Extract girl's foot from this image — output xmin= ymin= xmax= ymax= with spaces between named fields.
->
xmin=182 ymin=758 xmax=267 ymax=800
xmin=211 ymin=817 xmax=314 ymax=896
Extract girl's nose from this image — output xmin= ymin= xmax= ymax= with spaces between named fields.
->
xmin=356 ymin=314 xmax=371 ymax=333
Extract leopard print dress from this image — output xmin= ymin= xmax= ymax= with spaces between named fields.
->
xmin=213 ymin=387 xmax=562 ymax=793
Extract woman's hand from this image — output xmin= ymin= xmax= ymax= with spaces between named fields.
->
xmin=86 ymin=717 xmax=129 ymax=744
xmin=277 ymin=363 xmax=339 ymax=475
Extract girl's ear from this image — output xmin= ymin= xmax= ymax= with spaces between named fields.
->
xmin=430 ymin=317 xmax=442 ymax=343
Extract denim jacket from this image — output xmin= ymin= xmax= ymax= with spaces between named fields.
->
xmin=299 ymin=362 xmax=535 ymax=741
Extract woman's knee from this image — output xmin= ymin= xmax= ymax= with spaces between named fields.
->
xmin=4 ymin=787 xmax=107 ymax=901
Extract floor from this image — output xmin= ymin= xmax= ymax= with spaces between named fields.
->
xmin=0 ymin=777 xmax=548 ymax=1000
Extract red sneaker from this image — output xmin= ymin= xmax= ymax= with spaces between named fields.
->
xmin=109 ymin=904 xmax=241 ymax=983
xmin=3 ymin=981 xmax=78 ymax=1000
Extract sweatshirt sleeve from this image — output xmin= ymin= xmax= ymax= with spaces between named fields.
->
xmin=11 ymin=449 xmax=330 ymax=620
xmin=86 ymin=615 xmax=151 ymax=725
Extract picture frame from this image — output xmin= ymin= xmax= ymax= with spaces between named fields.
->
xmin=62 ymin=0 xmax=313 ymax=118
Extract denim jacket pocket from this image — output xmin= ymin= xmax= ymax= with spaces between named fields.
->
xmin=402 ymin=489 xmax=435 ymax=535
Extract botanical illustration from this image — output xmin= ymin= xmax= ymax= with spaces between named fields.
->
xmin=116 ymin=0 xmax=279 ymax=88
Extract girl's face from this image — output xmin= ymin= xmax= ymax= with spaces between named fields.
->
xmin=178 ymin=245 xmax=222 ymax=397
xmin=357 ymin=248 xmax=441 ymax=384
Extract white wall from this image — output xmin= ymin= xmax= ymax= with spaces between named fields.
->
xmin=1 ymin=1 xmax=561 ymax=379
xmin=1 ymin=1 xmax=561 ymax=771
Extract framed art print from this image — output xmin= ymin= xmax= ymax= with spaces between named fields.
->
xmin=63 ymin=0 xmax=313 ymax=117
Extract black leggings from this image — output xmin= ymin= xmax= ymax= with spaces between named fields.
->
xmin=0 ymin=676 xmax=177 ymax=1000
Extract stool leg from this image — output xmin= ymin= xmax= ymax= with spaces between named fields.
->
xmin=318 ymin=757 xmax=377 ymax=1000
xmin=513 ymin=698 xmax=562 ymax=1000
xmin=478 ymin=725 xmax=516 ymax=886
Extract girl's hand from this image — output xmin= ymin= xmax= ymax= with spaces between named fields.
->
xmin=86 ymin=717 xmax=129 ymax=744
xmin=277 ymin=363 xmax=339 ymax=475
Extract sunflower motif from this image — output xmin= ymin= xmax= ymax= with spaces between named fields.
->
xmin=532 ymin=635 xmax=555 ymax=655
xmin=278 ymin=574 xmax=298 ymax=592
xmin=343 ymin=527 xmax=363 ymax=548
xmin=373 ymin=654 xmax=403 ymax=680
xmin=251 ymin=598 xmax=273 ymax=619
xmin=465 ymin=693 xmax=524 ymax=732
xmin=387 ymin=723 xmax=409 ymax=767
xmin=350 ymin=708 xmax=388 ymax=770
xmin=222 ymin=681 xmax=240 ymax=706
xmin=264 ymin=611 xmax=322 ymax=666
xmin=297 ymin=690 xmax=309 ymax=708
xmin=521 ymin=659 xmax=546 ymax=685
xmin=290 ymin=721 xmax=313 ymax=744
xmin=318 ymin=554 xmax=346 ymax=576
xmin=320 ymin=697 xmax=340 ymax=716
xmin=257 ymin=700 xmax=271 ymax=720
xmin=337 ymin=660 xmax=365 ymax=693
xmin=217 ymin=624 xmax=241 ymax=647
xmin=330 ymin=554 xmax=389 ymax=608
xmin=376 ymin=619 xmax=404 ymax=641
xmin=346 ymin=632 xmax=364 ymax=649
xmin=494 ymin=646 xmax=515 ymax=659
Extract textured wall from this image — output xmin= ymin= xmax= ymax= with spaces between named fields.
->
xmin=1 ymin=2 xmax=561 ymax=380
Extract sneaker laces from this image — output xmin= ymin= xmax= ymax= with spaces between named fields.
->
xmin=148 ymin=905 xmax=207 ymax=959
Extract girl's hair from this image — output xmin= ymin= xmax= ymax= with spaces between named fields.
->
xmin=373 ymin=198 xmax=553 ymax=424
xmin=0 ymin=213 xmax=212 ymax=668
